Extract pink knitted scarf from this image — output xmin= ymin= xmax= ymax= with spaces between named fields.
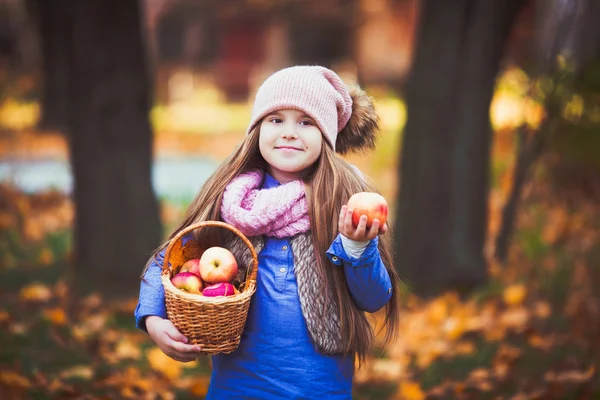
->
xmin=220 ymin=170 xmax=310 ymax=238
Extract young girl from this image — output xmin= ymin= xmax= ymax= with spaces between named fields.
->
xmin=135 ymin=65 xmax=403 ymax=399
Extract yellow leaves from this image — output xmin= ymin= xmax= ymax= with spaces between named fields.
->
xmin=503 ymin=283 xmax=526 ymax=306
xmin=0 ymin=370 xmax=31 ymax=388
xmin=147 ymin=347 xmax=185 ymax=381
xmin=114 ymin=338 xmax=142 ymax=361
xmin=396 ymin=381 xmax=425 ymax=400
xmin=19 ymin=282 xmax=52 ymax=302
xmin=59 ymin=365 xmax=94 ymax=380
xmin=545 ymin=365 xmax=595 ymax=384
xmin=499 ymin=306 xmax=529 ymax=332
xmin=189 ymin=376 xmax=211 ymax=397
xmin=0 ymin=99 xmax=40 ymax=130
xmin=43 ymin=307 xmax=67 ymax=325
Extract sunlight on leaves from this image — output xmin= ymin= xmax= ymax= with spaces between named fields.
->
xmin=0 ymin=370 xmax=31 ymax=388
xmin=59 ymin=365 xmax=94 ymax=380
xmin=0 ymin=99 xmax=39 ymax=130
xmin=502 ymin=283 xmax=527 ymax=306
xmin=189 ymin=376 xmax=211 ymax=397
xmin=19 ymin=282 xmax=52 ymax=302
xmin=114 ymin=338 xmax=142 ymax=361
xmin=396 ymin=381 xmax=425 ymax=400
xmin=545 ymin=365 xmax=595 ymax=383
xmin=43 ymin=307 xmax=67 ymax=325
xmin=147 ymin=347 xmax=184 ymax=381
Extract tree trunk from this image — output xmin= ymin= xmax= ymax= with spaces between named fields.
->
xmin=67 ymin=0 xmax=162 ymax=298
xmin=394 ymin=0 xmax=523 ymax=297
xmin=28 ymin=0 xmax=70 ymax=131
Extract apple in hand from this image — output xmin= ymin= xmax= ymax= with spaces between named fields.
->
xmin=180 ymin=258 xmax=201 ymax=276
xmin=199 ymin=246 xmax=239 ymax=284
xmin=171 ymin=272 xmax=204 ymax=294
xmin=347 ymin=192 xmax=389 ymax=229
xmin=202 ymin=282 xmax=236 ymax=297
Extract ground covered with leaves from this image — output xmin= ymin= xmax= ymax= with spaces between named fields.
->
xmin=1 ymin=137 xmax=600 ymax=399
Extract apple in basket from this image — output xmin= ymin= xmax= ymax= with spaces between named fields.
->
xmin=171 ymin=272 xmax=204 ymax=295
xmin=202 ymin=282 xmax=237 ymax=297
xmin=180 ymin=258 xmax=201 ymax=276
xmin=199 ymin=246 xmax=239 ymax=284
xmin=347 ymin=192 xmax=389 ymax=229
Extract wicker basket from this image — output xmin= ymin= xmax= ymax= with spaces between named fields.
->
xmin=160 ymin=221 xmax=258 ymax=355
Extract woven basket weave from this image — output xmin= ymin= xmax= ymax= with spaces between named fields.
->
xmin=160 ymin=221 xmax=258 ymax=355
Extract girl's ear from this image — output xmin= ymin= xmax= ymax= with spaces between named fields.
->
xmin=335 ymin=84 xmax=379 ymax=155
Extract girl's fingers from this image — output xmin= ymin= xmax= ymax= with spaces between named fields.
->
xmin=345 ymin=207 xmax=355 ymax=230
xmin=164 ymin=321 xmax=188 ymax=342
xmin=367 ymin=219 xmax=380 ymax=239
xmin=339 ymin=205 xmax=347 ymax=229
xmin=170 ymin=351 xmax=199 ymax=363
xmin=380 ymin=223 xmax=388 ymax=235
xmin=170 ymin=339 xmax=202 ymax=354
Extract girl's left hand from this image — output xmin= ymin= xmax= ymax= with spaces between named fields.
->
xmin=339 ymin=205 xmax=388 ymax=241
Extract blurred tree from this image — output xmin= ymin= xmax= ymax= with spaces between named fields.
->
xmin=26 ymin=0 xmax=70 ymax=131
xmin=66 ymin=0 xmax=162 ymax=298
xmin=394 ymin=0 xmax=525 ymax=296
xmin=496 ymin=0 xmax=600 ymax=262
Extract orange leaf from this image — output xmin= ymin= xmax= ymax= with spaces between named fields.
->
xmin=59 ymin=365 xmax=94 ymax=380
xmin=397 ymin=381 xmax=425 ymax=400
xmin=502 ymin=284 xmax=526 ymax=306
xmin=43 ymin=307 xmax=67 ymax=325
xmin=19 ymin=282 xmax=52 ymax=302
xmin=0 ymin=370 xmax=31 ymax=388
xmin=190 ymin=377 xmax=211 ymax=397
xmin=114 ymin=339 xmax=142 ymax=361
xmin=147 ymin=347 xmax=184 ymax=381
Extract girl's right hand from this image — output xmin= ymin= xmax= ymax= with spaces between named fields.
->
xmin=145 ymin=315 xmax=203 ymax=362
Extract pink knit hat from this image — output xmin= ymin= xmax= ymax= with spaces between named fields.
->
xmin=246 ymin=66 xmax=353 ymax=150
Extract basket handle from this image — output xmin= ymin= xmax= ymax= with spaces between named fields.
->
xmin=161 ymin=221 xmax=259 ymax=286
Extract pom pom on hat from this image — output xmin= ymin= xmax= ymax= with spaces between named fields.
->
xmin=246 ymin=65 xmax=379 ymax=154
xmin=335 ymin=84 xmax=379 ymax=155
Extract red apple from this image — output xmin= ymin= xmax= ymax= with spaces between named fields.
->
xmin=199 ymin=246 xmax=239 ymax=284
xmin=202 ymin=282 xmax=236 ymax=297
xmin=180 ymin=258 xmax=201 ymax=276
xmin=347 ymin=192 xmax=389 ymax=228
xmin=171 ymin=272 xmax=204 ymax=294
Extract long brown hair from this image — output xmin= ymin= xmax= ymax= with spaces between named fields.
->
xmin=143 ymin=124 xmax=403 ymax=363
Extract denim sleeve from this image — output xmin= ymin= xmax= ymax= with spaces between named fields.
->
xmin=326 ymin=235 xmax=392 ymax=312
xmin=134 ymin=248 xmax=167 ymax=332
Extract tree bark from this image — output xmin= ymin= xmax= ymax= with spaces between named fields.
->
xmin=394 ymin=0 xmax=523 ymax=297
xmin=28 ymin=0 xmax=70 ymax=131
xmin=67 ymin=0 xmax=162 ymax=298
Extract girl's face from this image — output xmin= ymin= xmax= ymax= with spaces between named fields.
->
xmin=259 ymin=109 xmax=323 ymax=183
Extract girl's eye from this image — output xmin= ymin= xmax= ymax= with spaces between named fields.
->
xmin=269 ymin=117 xmax=283 ymax=124
xmin=299 ymin=120 xmax=314 ymax=126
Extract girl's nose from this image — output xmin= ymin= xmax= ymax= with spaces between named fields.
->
xmin=281 ymin=122 xmax=298 ymax=139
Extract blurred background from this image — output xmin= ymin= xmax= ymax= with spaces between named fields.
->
xmin=0 ymin=0 xmax=599 ymax=399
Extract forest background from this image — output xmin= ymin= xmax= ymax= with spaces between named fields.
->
xmin=1 ymin=0 xmax=599 ymax=399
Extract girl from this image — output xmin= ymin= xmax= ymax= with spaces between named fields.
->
xmin=135 ymin=65 xmax=403 ymax=399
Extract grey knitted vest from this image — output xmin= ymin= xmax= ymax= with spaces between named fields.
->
xmin=226 ymin=232 xmax=344 ymax=354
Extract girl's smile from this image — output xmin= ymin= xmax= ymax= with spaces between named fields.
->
xmin=259 ymin=109 xmax=323 ymax=183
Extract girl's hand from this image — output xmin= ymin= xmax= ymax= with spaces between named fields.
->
xmin=145 ymin=316 xmax=203 ymax=362
xmin=339 ymin=205 xmax=388 ymax=241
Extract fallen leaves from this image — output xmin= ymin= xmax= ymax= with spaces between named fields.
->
xmin=19 ymin=282 xmax=52 ymax=302
xmin=147 ymin=347 xmax=185 ymax=381
xmin=503 ymin=283 xmax=527 ymax=306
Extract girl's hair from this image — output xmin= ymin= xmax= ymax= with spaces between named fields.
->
xmin=143 ymin=121 xmax=403 ymax=364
